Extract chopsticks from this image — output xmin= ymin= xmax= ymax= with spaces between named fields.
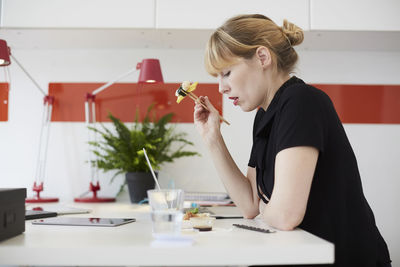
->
xmin=182 ymin=88 xmax=230 ymax=125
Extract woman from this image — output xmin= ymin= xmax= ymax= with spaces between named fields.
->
xmin=193 ymin=14 xmax=391 ymax=267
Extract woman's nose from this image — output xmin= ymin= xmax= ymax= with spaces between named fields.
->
xmin=219 ymin=80 xmax=229 ymax=94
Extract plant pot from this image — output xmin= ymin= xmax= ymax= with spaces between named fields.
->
xmin=125 ymin=172 xmax=158 ymax=203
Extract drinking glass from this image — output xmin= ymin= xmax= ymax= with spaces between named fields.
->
xmin=147 ymin=189 xmax=184 ymax=237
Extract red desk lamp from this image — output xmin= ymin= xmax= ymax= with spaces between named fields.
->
xmin=74 ymin=59 xmax=164 ymax=202
xmin=0 ymin=39 xmax=59 ymax=203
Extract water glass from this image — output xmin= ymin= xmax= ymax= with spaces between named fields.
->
xmin=147 ymin=189 xmax=184 ymax=237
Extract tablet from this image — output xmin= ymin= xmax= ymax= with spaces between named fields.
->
xmin=32 ymin=217 xmax=135 ymax=227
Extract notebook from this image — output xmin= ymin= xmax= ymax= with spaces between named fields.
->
xmin=198 ymin=206 xmax=243 ymax=219
xmin=25 ymin=210 xmax=57 ymax=220
xmin=184 ymin=191 xmax=232 ymax=205
xmin=25 ymin=205 xmax=91 ymax=215
xmin=184 ymin=191 xmax=229 ymax=201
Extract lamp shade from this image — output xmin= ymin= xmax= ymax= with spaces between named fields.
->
xmin=0 ymin=39 xmax=11 ymax=66
xmin=136 ymin=58 xmax=163 ymax=83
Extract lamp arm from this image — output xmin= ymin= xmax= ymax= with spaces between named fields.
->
xmin=10 ymin=54 xmax=46 ymax=96
xmin=92 ymin=66 xmax=138 ymax=95
xmin=83 ymin=65 xmax=138 ymax=186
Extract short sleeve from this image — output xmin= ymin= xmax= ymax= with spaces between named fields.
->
xmin=248 ymin=143 xmax=256 ymax=168
xmin=276 ymin=87 xmax=325 ymax=153
xmin=248 ymin=109 xmax=264 ymax=167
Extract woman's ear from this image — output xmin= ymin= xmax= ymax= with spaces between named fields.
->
xmin=255 ymin=46 xmax=272 ymax=68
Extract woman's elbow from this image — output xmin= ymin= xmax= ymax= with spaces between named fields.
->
xmin=240 ymin=206 xmax=259 ymax=219
xmin=243 ymin=214 xmax=257 ymax=219
xmin=265 ymin=212 xmax=304 ymax=231
xmin=275 ymin=220 xmax=299 ymax=231
xmin=242 ymin=210 xmax=259 ymax=219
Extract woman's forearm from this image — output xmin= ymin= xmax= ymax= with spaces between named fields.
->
xmin=205 ymin=133 xmax=259 ymax=218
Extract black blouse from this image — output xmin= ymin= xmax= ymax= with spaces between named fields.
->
xmin=248 ymin=76 xmax=391 ymax=267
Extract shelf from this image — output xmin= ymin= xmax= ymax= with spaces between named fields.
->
xmin=1 ymin=28 xmax=399 ymax=51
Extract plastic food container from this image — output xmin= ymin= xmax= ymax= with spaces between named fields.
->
xmin=189 ymin=216 xmax=216 ymax=231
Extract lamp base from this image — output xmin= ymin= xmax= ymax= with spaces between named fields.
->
xmin=74 ymin=196 xmax=115 ymax=203
xmin=26 ymin=182 xmax=59 ymax=203
xmin=26 ymin=197 xmax=59 ymax=203
xmin=74 ymin=181 xmax=115 ymax=203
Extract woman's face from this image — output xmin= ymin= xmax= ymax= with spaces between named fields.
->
xmin=217 ymin=55 xmax=268 ymax=112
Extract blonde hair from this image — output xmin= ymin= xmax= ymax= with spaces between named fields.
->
xmin=205 ymin=14 xmax=304 ymax=77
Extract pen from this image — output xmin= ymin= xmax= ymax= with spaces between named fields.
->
xmin=213 ymin=216 xmax=243 ymax=219
xmin=232 ymin=223 xmax=276 ymax=233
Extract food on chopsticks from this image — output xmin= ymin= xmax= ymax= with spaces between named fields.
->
xmin=175 ymin=81 xmax=198 ymax=103
xmin=175 ymin=81 xmax=230 ymax=125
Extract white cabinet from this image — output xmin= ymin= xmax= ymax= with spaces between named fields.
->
xmin=156 ymin=0 xmax=310 ymax=30
xmin=2 ymin=0 xmax=155 ymax=28
xmin=1 ymin=0 xmax=399 ymax=51
xmin=310 ymin=0 xmax=400 ymax=31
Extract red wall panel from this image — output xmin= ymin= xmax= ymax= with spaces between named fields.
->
xmin=49 ymin=83 xmax=221 ymax=123
xmin=314 ymin=84 xmax=400 ymax=124
xmin=48 ymin=82 xmax=400 ymax=124
xmin=0 ymin=83 xmax=9 ymax=121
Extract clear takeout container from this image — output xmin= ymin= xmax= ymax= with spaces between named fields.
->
xmin=189 ymin=216 xmax=216 ymax=231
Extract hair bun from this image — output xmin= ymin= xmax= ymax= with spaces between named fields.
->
xmin=282 ymin=19 xmax=304 ymax=46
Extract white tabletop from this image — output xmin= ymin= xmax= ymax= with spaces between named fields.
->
xmin=0 ymin=203 xmax=334 ymax=266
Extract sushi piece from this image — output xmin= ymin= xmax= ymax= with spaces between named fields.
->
xmin=176 ymin=81 xmax=198 ymax=103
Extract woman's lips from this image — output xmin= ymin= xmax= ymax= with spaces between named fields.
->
xmin=229 ymin=97 xmax=239 ymax=106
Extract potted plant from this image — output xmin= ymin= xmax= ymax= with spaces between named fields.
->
xmin=88 ymin=105 xmax=199 ymax=203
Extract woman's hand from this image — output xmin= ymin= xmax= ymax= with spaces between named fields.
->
xmin=194 ymin=96 xmax=221 ymax=146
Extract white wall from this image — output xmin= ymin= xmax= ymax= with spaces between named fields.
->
xmin=0 ymin=47 xmax=399 ymax=264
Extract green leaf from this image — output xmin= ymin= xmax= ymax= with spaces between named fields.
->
xmin=87 ymin=105 xmax=200 ymax=180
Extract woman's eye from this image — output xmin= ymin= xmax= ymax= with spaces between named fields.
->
xmin=223 ymin=71 xmax=231 ymax=77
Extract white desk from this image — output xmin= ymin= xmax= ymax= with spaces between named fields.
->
xmin=0 ymin=203 xmax=334 ymax=266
